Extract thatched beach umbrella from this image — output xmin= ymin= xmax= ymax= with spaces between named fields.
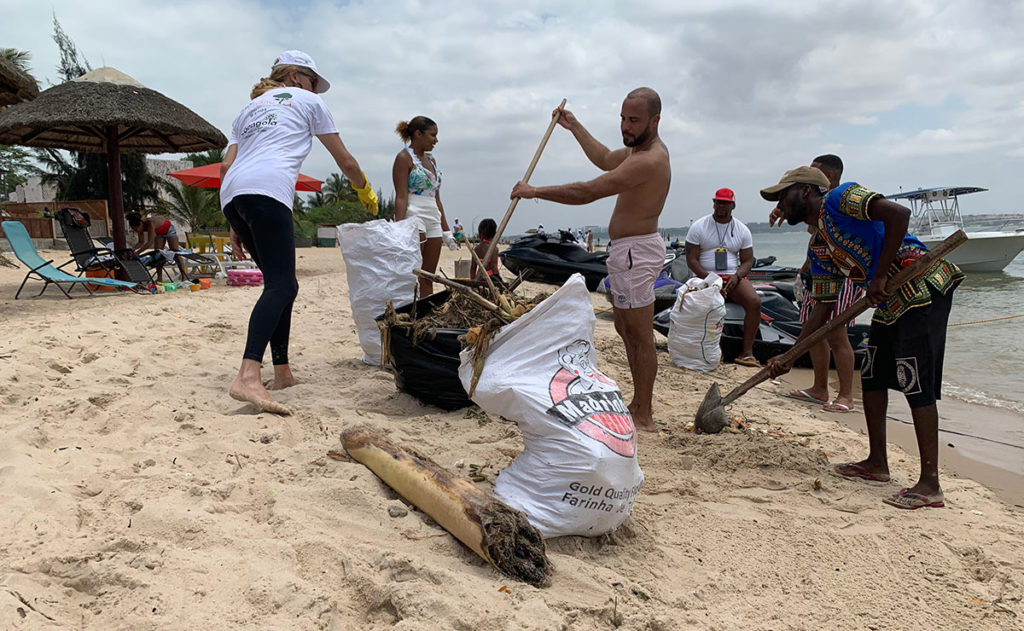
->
xmin=0 ymin=67 xmax=226 ymax=250
xmin=0 ymin=56 xmax=39 ymax=106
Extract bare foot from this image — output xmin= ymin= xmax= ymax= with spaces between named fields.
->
xmin=229 ymin=381 xmax=292 ymax=416
xmin=269 ymin=376 xmax=297 ymax=391
xmin=628 ymin=402 xmax=657 ymax=433
xmin=271 ymin=365 xmax=297 ymax=391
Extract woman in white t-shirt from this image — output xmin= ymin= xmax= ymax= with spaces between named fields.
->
xmin=392 ymin=116 xmax=456 ymax=296
xmin=220 ymin=50 xmax=378 ymax=415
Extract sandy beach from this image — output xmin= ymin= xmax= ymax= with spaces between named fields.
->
xmin=1 ymin=245 xmax=1022 ymax=630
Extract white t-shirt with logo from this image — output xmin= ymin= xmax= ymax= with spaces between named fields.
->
xmin=684 ymin=214 xmax=754 ymax=274
xmin=221 ymin=87 xmax=338 ymax=210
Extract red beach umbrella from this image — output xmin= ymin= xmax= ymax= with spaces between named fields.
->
xmin=169 ymin=162 xmax=323 ymax=192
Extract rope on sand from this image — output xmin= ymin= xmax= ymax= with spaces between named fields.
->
xmin=948 ymin=313 xmax=1024 ymax=327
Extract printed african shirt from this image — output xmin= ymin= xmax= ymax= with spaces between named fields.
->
xmin=808 ymin=182 xmax=964 ymax=325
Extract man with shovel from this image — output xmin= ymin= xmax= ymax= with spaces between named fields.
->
xmin=511 ymin=87 xmax=671 ymax=432
xmin=760 ymin=167 xmax=964 ymax=510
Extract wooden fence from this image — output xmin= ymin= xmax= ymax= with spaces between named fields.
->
xmin=0 ymin=200 xmax=110 ymax=239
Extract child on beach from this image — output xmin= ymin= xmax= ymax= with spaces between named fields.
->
xmin=471 ymin=218 xmax=500 ymax=279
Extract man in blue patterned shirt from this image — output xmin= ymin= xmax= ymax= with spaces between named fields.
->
xmin=760 ymin=166 xmax=964 ymax=510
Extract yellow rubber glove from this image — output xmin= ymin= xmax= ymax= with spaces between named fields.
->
xmin=351 ymin=171 xmax=379 ymax=215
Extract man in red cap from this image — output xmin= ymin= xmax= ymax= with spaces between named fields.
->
xmin=685 ymin=187 xmax=762 ymax=366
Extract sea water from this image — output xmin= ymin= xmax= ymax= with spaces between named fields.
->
xmin=752 ymin=229 xmax=1024 ymax=465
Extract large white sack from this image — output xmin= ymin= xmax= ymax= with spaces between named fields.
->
xmin=668 ymin=273 xmax=726 ymax=371
xmin=338 ymin=219 xmax=421 ymax=365
xmin=458 ymin=274 xmax=644 ymax=539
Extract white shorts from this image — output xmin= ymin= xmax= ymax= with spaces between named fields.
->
xmin=407 ymin=195 xmax=442 ymax=239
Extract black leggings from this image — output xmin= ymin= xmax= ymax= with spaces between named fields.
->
xmin=223 ymin=195 xmax=297 ymax=366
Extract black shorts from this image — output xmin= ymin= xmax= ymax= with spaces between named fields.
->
xmin=860 ymin=286 xmax=954 ymax=408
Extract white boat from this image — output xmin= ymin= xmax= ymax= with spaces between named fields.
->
xmin=888 ymin=186 xmax=1024 ymax=273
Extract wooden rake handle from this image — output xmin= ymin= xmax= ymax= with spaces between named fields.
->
xmin=482 ymin=98 xmax=568 ymax=267
xmin=719 ymin=229 xmax=968 ymax=407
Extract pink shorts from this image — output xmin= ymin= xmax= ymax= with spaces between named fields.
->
xmin=607 ymin=233 xmax=664 ymax=309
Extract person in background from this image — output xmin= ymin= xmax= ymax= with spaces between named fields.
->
xmin=471 ymin=218 xmax=500 ymax=279
xmin=510 ymin=87 xmax=671 ymax=432
xmin=220 ymin=50 xmax=378 ymax=416
xmin=772 ymin=154 xmax=862 ymax=412
xmin=393 ymin=115 xmax=457 ymax=297
xmin=126 ymin=212 xmax=191 ymax=281
xmin=586 ymin=229 xmax=594 ymax=252
xmin=452 ymin=218 xmax=464 ymax=242
xmin=685 ymin=187 xmax=761 ymax=367
xmin=762 ymin=166 xmax=964 ymax=510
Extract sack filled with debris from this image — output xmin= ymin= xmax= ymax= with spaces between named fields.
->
xmin=458 ymin=274 xmax=643 ymax=538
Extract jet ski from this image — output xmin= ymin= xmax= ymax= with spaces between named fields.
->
xmin=500 ymin=229 xmax=609 ymax=290
xmin=653 ymin=281 xmax=871 ymax=369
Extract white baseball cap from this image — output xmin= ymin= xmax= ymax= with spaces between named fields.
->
xmin=273 ymin=50 xmax=330 ymax=94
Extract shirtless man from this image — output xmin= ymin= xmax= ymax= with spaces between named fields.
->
xmin=511 ymin=87 xmax=671 ymax=432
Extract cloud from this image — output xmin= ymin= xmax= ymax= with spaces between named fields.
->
xmin=5 ymin=0 xmax=1024 ymax=232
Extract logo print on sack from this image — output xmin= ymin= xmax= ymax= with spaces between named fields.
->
xmin=895 ymin=357 xmax=922 ymax=395
xmin=545 ymin=340 xmax=636 ymax=457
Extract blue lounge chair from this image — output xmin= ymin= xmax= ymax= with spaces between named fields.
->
xmin=1 ymin=220 xmax=140 ymax=299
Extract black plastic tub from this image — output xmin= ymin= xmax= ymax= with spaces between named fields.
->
xmin=375 ymin=290 xmax=473 ymax=410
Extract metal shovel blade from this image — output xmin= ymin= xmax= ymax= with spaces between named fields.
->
xmin=694 ymin=382 xmax=729 ymax=434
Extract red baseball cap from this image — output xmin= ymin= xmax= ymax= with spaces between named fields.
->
xmin=713 ymin=188 xmax=735 ymax=202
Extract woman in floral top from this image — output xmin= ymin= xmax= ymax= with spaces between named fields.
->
xmin=392 ymin=116 xmax=456 ymax=296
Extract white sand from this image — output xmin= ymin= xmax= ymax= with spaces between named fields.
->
xmin=0 ymin=246 xmax=1022 ymax=630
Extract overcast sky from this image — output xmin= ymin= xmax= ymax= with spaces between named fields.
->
xmin=6 ymin=0 xmax=1023 ymax=233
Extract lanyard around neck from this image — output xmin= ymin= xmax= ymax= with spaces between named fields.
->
xmin=714 ymin=218 xmax=733 ymax=247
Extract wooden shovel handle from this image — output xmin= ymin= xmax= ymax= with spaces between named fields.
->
xmin=720 ymin=229 xmax=968 ymax=407
xmin=483 ymin=98 xmax=568 ymax=266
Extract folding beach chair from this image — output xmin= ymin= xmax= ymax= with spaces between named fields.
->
xmin=1 ymin=220 xmax=140 ymax=299
xmin=54 ymin=208 xmax=122 ymax=276
xmin=186 ymin=231 xmax=258 ymax=278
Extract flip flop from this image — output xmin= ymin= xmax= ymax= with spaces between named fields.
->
xmin=833 ymin=462 xmax=890 ymax=483
xmin=734 ymin=356 xmax=761 ymax=368
xmin=783 ymin=389 xmax=829 ymax=405
xmin=883 ymin=488 xmax=945 ymax=510
xmin=822 ymin=400 xmax=857 ymax=413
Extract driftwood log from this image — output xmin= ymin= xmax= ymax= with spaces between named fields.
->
xmin=342 ymin=427 xmax=550 ymax=586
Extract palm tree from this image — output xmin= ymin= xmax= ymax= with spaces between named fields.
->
xmin=0 ymin=48 xmax=32 ymax=72
xmin=156 ymin=179 xmax=221 ymax=231
xmin=183 ymin=148 xmax=224 ymax=167
xmin=322 ymin=173 xmax=357 ymax=204
xmin=0 ymin=48 xmax=35 ymax=268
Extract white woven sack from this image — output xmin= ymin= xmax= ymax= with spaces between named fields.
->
xmin=668 ymin=273 xmax=726 ymax=372
xmin=458 ymin=274 xmax=644 ymax=538
xmin=338 ymin=219 xmax=421 ymax=365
